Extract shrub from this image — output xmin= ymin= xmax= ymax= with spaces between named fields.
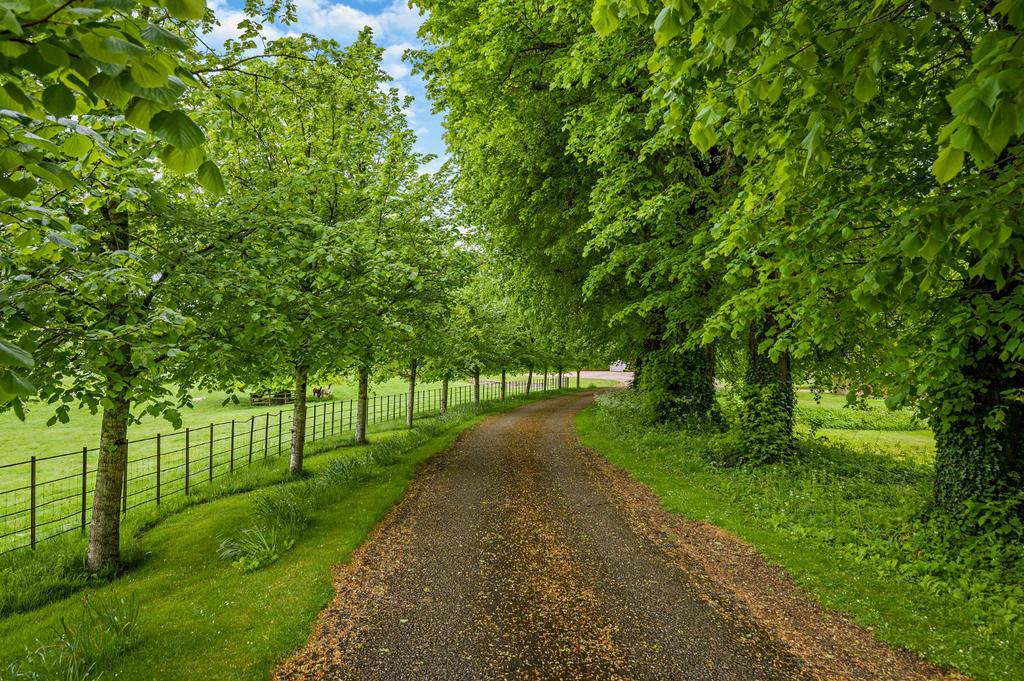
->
xmin=797 ymin=402 xmax=922 ymax=432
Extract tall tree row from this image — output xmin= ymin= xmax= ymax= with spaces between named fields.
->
xmin=414 ymin=0 xmax=1024 ymax=508
xmin=0 ymin=3 xmax=490 ymax=569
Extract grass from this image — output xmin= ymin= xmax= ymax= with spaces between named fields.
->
xmin=0 ymin=374 xmax=544 ymax=465
xmin=576 ymin=390 xmax=1023 ymax=681
xmin=0 ymin=389 xmax=592 ymax=679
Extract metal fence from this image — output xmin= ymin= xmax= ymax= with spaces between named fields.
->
xmin=0 ymin=376 xmax=570 ymax=556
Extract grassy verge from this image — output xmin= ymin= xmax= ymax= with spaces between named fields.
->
xmin=0 ymin=391 xmax=578 ymax=679
xmin=0 ymin=415 xmax=423 ymax=617
xmin=576 ymin=390 xmax=1023 ymax=681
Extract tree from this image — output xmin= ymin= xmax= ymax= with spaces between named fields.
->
xmin=594 ymin=0 xmax=1024 ymax=503
xmin=189 ymin=31 xmax=430 ymax=470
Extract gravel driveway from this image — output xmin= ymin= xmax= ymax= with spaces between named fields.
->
xmin=278 ymin=392 xmax=956 ymax=681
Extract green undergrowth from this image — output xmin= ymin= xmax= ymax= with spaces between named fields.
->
xmin=0 ymin=391 xmax=578 ymax=680
xmin=577 ymin=390 xmax=1023 ymax=681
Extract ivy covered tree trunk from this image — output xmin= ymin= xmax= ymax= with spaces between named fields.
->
xmin=631 ymin=354 xmax=642 ymax=389
xmin=440 ymin=376 xmax=449 ymax=415
xmin=289 ymin=366 xmax=308 ymax=475
xmin=739 ymin=322 xmax=795 ymax=463
xmin=500 ymin=369 xmax=506 ymax=401
xmin=526 ymin=368 xmax=533 ymax=396
xmin=88 ymin=392 xmax=130 ymax=570
xmin=355 ymin=367 xmax=369 ymax=444
xmin=473 ymin=367 xmax=480 ymax=405
xmin=406 ymin=358 xmax=417 ymax=428
xmin=932 ymin=352 xmax=1024 ymax=511
xmin=639 ymin=332 xmax=718 ymax=424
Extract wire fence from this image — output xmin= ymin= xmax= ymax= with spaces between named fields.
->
xmin=0 ymin=376 xmax=571 ymax=557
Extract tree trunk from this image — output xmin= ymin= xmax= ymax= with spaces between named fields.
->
xmin=631 ymin=355 xmax=642 ymax=389
xmin=289 ymin=366 xmax=307 ymax=475
xmin=543 ymin=368 xmax=548 ymax=391
xmin=739 ymin=322 xmax=794 ymax=463
xmin=406 ymin=358 xmax=417 ymax=428
xmin=641 ymin=338 xmax=719 ymax=424
xmin=88 ymin=393 xmax=130 ymax=570
xmin=473 ymin=367 xmax=480 ymax=405
xmin=557 ymin=367 xmax=563 ymax=390
xmin=500 ymin=369 xmax=506 ymax=400
xmin=354 ymin=367 xmax=369 ymax=443
xmin=526 ymin=368 xmax=533 ymax=396
xmin=932 ymin=344 xmax=1024 ymax=511
xmin=576 ymin=368 xmax=581 ymax=389
xmin=440 ymin=376 xmax=449 ymax=415
xmin=88 ymin=204 xmax=133 ymax=570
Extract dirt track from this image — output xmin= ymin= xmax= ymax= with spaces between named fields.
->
xmin=278 ymin=392 xmax=958 ymax=681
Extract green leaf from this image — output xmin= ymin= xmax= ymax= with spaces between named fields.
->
xmin=592 ymin=0 xmax=620 ymax=36
xmin=141 ymin=23 xmax=190 ymax=51
xmin=197 ymin=160 xmax=225 ymax=195
xmin=159 ymin=144 xmax=205 ymax=173
xmin=41 ymin=83 xmax=76 ymax=117
xmin=62 ymin=133 xmax=93 ymax=157
xmin=0 ymin=175 xmax=36 ymax=198
xmin=130 ymin=57 xmax=170 ymax=88
xmin=0 ymin=339 xmax=32 ymax=368
xmin=654 ymin=7 xmax=685 ymax=46
xmin=79 ymin=33 xmax=129 ymax=65
xmin=0 ymin=369 xmax=35 ymax=399
xmin=37 ymin=41 xmax=70 ymax=67
xmin=164 ymin=0 xmax=207 ymax=20
xmin=150 ymin=109 xmax=205 ymax=149
xmin=125 ymin=97 xmax=163 ymax=130
xmin=89 ymin=73 xmax=133 ymax=107
xmin=853 ymin=67 xmax=878 ymax=103
xmin=933 ymin=145 xmax=964 ymax=183
xmin=0 ymin=8 xmax=22 ymax=35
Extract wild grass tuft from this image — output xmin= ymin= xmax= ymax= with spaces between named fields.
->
xmin=216 ymin=403 xmax=488 ymax=572
xmin=4 ymin=594 xmax=140 ymax=680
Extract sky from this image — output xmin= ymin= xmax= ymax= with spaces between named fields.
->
xmin=209 ymin=0 xmax=446 ymax=172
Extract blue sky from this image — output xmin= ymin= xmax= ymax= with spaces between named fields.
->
xmin=210 ymin=0 xmax=446 ymax=172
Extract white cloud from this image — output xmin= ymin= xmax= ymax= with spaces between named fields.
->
xmin=289 ymin=0 xmax=423 ymax=44
xmin=203 ymin=0 xmax=282 ymax=49
xmin=381 ymin=42 xmax=413 ymax=79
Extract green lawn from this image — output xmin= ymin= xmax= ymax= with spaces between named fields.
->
xmin=576 ymin=391 xmax=1022 ymax=681
xmin=0 ymin=373 xmax=547 ymax=465
xmin=0 ymin=392 xmax=576 ymax=678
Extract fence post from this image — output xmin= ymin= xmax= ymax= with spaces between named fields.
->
xmin=264 ymin=413 xmax=269 ymax=460
xmin=155 ymin=435 xmax=161 ymax=506
xmin=248 ymin=415 xmax=254 ymax=465
xmin=332 ymin=401 xmax=336 ymax=436
xmin=121 ymin=455 xmax=127 ymax=515
xmin=209 ymin=423 xmax=214 ymax=481
xmin=81 ymin=447 xmax=88 ymax=531
xmin=278 ymin=411 xmax=283 ymax=454
xmin=185 ymin=427 xmax=191 ymax=496
xmin=29 ymin=456 xmax=36 ymax=549
xmin=312 ymin=403 xmax=317 ymax=443
xmin=230 ymin=420 xmax=235 ymax=472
